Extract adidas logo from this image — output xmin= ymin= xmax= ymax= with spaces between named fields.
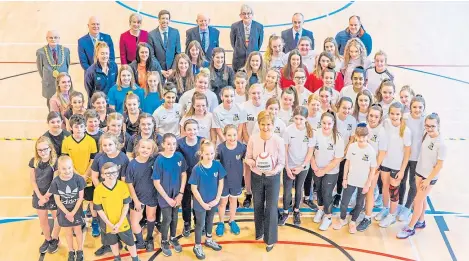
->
xmin=58 ymin=185 xmax=79 ymax=205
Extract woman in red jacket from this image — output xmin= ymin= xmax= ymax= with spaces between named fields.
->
xmin=306 ymin=51 xmax=344 ymax=93
xmin=119 ymin=13 xmax=149 ymax=64
xmin=279 ymin=49 xmax=308 ymax=89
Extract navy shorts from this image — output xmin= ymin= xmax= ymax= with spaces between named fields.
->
xmin=32 ymin=193 xmax=57 ymax=210
xmin=416 ymin=173 xmax=438 ymax=185
xmin=379 ymin=166 xmax=399 ymax=179
xmin=102 ymin=228 xmax=135 ymax=246
xmin=221 ymin=187 xmax=243 ymax=198
xmin=57 ymin=208 xmax=85 ymax=228
xmin=84 ymin=186 xmax=95 ymax=201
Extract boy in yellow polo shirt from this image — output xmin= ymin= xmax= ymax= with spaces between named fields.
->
xmin=93 ymin=162 xmax=140 ymax=261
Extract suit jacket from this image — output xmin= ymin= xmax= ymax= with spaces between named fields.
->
xmin=78 ymin=32 xmax=115 ymax=71
xmin=147 ymin=27 xmax=181 ymax=71
xmin=36 ymin=45 xmax=71 ymax=98
xmin=185 ymin=26 xmax=220 ymax=61
xmin=230 ymin=20 xmax=264 ymax=71
xmin=119 ymin=30 xmax=149 ymax=64
xmin=281 ymin=28 xmax=314 ymax=53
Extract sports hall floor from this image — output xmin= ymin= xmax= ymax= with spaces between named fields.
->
xmin=1 ymin=1 xmax=469 ymax=260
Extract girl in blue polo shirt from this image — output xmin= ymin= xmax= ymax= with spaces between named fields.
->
xmin=152 ymin=133 xmax=187 ymax=257
xmin=189 ymin=141 xmax=226 ymax=260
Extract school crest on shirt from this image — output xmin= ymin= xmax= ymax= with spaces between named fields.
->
xmin=303 ymin=136 xmax=309 ymax=142
xmin=274 ymin=127 xmax=280 ymax=134
xmin=327 ymin=143 xmax=334 ymax=150
xmin=347 ymin=124 xmax=352 ymax=131
xmin=370 ymin=134 xmax=378 ymax=142
xmin=176 ymin=111 xmax=181 ymax=118
xmin=233 ymin=114 xmax=239 ymax=121
xmin=314 ymin=144 xmax=319 ymax=150
xmin=289 ymin=117 xmax=294 ymax=123
xmin=236 ymin=154 xmax=241 ymax=160
xmin=214 ymin=171 xmax=219 ymax=178
xmin=428 ymin=142 xmax=434 ymax=150
xmin=247 ymin=114 xmax=255 ymax=121
xmin=362 ymin=154 xmax=369 ymax=161
xmin=317 ymin=122 xmax=322 ymax=129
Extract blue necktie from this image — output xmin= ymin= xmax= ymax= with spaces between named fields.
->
xmin=294 ymin=32 xmax=300 ymax=47
xmin=163 ymin=32 xmax=168 ymax=48
xmin=201 ymin=32 xmax=207 ymax=52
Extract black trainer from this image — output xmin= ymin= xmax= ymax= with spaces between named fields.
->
xmin=39 ymin=240 xmax=50 ymax=254
xmin=48 ymin=238 xmax=59 ymax=253
xmin=357 ymin=217 xmax=372 ymax=232
xmin=114 ymin=256 xmax=122 ymax=261
xmin=76 ymin=250 xmax=84 ymax=261
xmin=67 ymin=251 xmax=75 ymax=261
xmin=293 ymin=211 xmax=301 ymax=226
xmin=278 ymin=212 xmax=288 ymax=226
xmin=183 ymin=222 xmax=191 ymax=237
xmin=303 ymin=199 xmax=318 ymax=211
xmin=333 ymin=194 xmax=341 ymax=208
xmin=146 ymin=237 xmax=154 ymax=252
xmin=243 ymin=194 xmax=252 ymax=208
xmin=94 ymin=245 xmax=111 ymax=256
xmin=136 ymin=240 xmax=146 ymax=250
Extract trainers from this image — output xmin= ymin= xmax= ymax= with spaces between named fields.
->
xmin=415 ymin=221 xmax=426 ymax=229
xmin=136 ymin=240 xmax=146 ymax=250
xmin=146 ymin=237 xmax=154 ymax=252
xmin=374 ymin=194 xmax=383 ymax=208
xmin=379 ymin=213 xmax=397 ymax=228
xmin=293 ymin=211 xmax=301 ymax=226
xmin=357 ymin=217 xmax=372 ymax=232
xmin=313 ymin=209 xmax=324 ymax=223
xmin=169 ymin=237 xmax=182 ymax=253
xmin=243 ymin=194 xmax=252 ymax=208
xmin=375 ymin=208 xmax=389 ymax=221
xmin=397 ymin=226 xmax=415 ymax=239
xmin=183 ymin=222 xmax=191 ymax=237
xmin=67 ymin=251 xmax=75 ymax=261
xmin=76 ymin=250 xmax=84 ymax=261
xmin=255 ymin=234 xmax=264 ymax=240
xmin=160 ymin=240 xmax=172 ymax=257
xmin=193 ymin=245 xmax=205 ymax=260
xmin=333 ymin=194 xmax=341 ymax=208
xmin=333 ymin=218 xmax=348 ymax=230
xmin=278 ymin=212 xmax=288 ymax=226
xmin=205 ymin=238 xmax=222 ymax=251
xmin=216 ymin=222 xmax=225 ymax=236
xmin=398 ymin=206 xmax=411 ymax=222
xmin=229 ymin=220 xmax=240 ymax=235
xmin=114 ymin=256 xmax=122 ymax=261
xmin=319 ymin=216 xmax=332 ymax=231
xmin=348 ymin=221 xmax=357 ymax=234
xmin=356 ymin=211 xmax=365 ymax=224
xmin=39 ymin=240 xmax=50 ymax=254
xmin=91 ymin=218 xmax=100 ymax=237
xmin=303 ymin=199 xmax=318 ymax=211
xmin=94 ymin=245 xmax=111 ymax=256
xmin=48 ymin=238 xmax=59 ymax=253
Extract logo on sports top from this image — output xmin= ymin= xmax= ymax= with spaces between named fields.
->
xmin=58 ymin=185 xmax=79 ymax=205
xmin=162 ymin=115 xmax=167 ymax=120
xmin=347 ymin=124 xmax=352 ymax=131
xmin=233 ymin=114 xmax=239 ymax=121
xmin=371 ymin=134 xmax=378 ymax=142
xmin=327 ymin=143 xmax=334 ymax=150
xmin=428 ymin=142 xmax=434 ymax=150
xmin=247 ymin=114 xmax=255 ymax=121
xmin=274 ymin=127 xmax=280 ymax=133
xmin=362 ymin=154 xmax=369 ymax=161
xmin=314 ymin=145 xmax=319 ymax=150
xmin=176 ymin=111 xmax=181 ymax=117
xmin=236 ymin=155 xmax=241 ymax=160
xmin=97 ymin=77 xmax=101 ymax=80
xmin=214 ymin=172 xmax=218 ymax=178
xmin=178 ymin=161 xmax=182 ymax=167
xmin=303 ymin=136 xmax=309 ymax=142
xmin=317 ymin=122 xmax=322 ymax=129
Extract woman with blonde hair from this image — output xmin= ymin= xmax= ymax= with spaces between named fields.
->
xmin=84 ymin=41 xmax=118 ymax=100
xmin=49 ymin=72 xmax=74 ymax=119
xmin=323 ymin=37 xmax=344 ymax=72
xmin=107 ymin=64 xmax=144 ymax=114
xmin=119 ymin=13 xmax=149 ymax=64
xmin=264 ymin=35 xmax=287 ymax=71
xmin=341 ymin=38 xmax=371 ymax=86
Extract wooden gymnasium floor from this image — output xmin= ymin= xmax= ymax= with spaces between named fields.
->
xmin=1 ymin=1 xmax=469 ymax=260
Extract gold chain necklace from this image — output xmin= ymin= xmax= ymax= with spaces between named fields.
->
xmin=44 ymin=45 xmax=65 ymax=78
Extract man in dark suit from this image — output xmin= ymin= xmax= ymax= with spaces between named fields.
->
xmin=185 ymin=13 xmax=220 ymax=61
xmin=77 ymin=16 xmax=115 ymax=71
xmin=230 ymin=4 xmax=264 ymax=71
xmin=281 ymin=13 xmax=314 ymax=53
xmin=148 ymin=10 xmax=181 ymax=79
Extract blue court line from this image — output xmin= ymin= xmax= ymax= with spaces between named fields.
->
xmin=115 ymin=1 xmax=354 ymax=28
xmin=427 ymin=196 xmax=458 ymax=261
xmin=389 ymin=65 xmax=469 ymax=85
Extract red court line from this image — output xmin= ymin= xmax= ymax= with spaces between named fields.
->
xmin=93 ymin=240 xmax=416 ymax=261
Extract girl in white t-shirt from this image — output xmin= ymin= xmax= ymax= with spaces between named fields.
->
xmin=376 ymin=102 xmax=411 ymax=228
xmin=397 ymin=113 xmax=446 ymax=239
xmin=293 ymin=68 xmax=313 ymax=106
xmin=252 ymin=98 xmax=286 ymax=137
xmin=352 ymin=89 xmax=373 ymax=123
xmin=279 ymin=106 xmax=314 ymax=226
xmin=241 ymin=84 xmax=266 ymax=143
xmin=179 ymin=92 xmax=215 ymax=142
xmin=212 ymin=86 xmax=246 ymax=143
xmin=399 ymin=85 xmax=415 ymax=115
xmin=234 ymin=71 xmax=248 ymax=104
xmin=317 ymin=86 xmax=335 ymax=113
xmin=375 ymin=79 xmax=398 ymax=119
xmin=153 ymin=87 xmax=182 ymax=137
xmin=333 ymin=123 xmax=377 ymax=233
xmin=341 ymin=38 xmax=371 ymax=86
xmin=262 ymin=69 xmax=282 ymax=101
xmin=278 ymin=87 xmax=298 ymax=126
xmin=311 ymin=112 xmax=345 ymax=231
xmin=307 ymin=94 xmax=322 ymax=130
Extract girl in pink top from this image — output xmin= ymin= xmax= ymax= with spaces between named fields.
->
xmin=245 ymin=111 xmax=285 ymax=252
xmin=49 ymin=72 xmax=73 ymax=121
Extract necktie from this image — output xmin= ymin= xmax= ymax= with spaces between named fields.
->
xmin=201 ymin=32 xmax=207 ymax=52
xmin=92 ymin=37 xmax=97 ymax=46
xmin=294 ymin=32 xmax=300 ymax=47
xmin=163 ymin=32 xmax=168 ymax=48
xmin=52 ymin=49 xmax=58 ymax=64
xmin=192 ymin=64 xmax=197 ymax=74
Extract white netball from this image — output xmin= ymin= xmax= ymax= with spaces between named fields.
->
xmin=256 ymin=152 xmax=275 ymax=172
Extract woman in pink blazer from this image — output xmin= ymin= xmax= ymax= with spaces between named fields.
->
xmin=119 ymin=13 xmax=149 ymax=64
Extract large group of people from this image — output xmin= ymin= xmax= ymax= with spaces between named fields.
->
xmin=33 ymin=4 xmax=446 ymax=261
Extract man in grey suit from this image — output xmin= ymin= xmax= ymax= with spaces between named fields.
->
xmin=185 ymin=13 xmax=220 ymax=62
xmin=148 ymin=10 xmax=181 ymax=79
xmin=230 ymin=4 xmax=264 ymax=72
xmin=281 ymin=13 xmax=314 ymax=53
xmin=36 ymin=30 xmax=71 ymax=109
